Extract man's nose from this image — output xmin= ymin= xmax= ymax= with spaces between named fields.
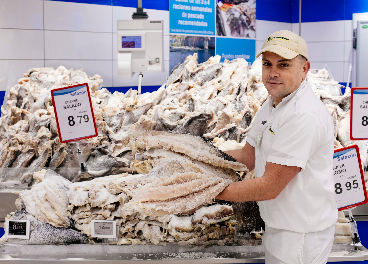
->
xmin=268 ymin=66 xmax=279 ymax=78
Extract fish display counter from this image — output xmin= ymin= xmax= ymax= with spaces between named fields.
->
xmin=0 ymin=244 xmax=368 ymax=263
xmin=0 ymin=54 xmax=367 ymax=262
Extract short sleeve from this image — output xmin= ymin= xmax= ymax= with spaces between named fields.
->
xmin=246 ymin=111 xmax=261 ymax=148
xmin=266 ymin=112 xmax=323 ymax=169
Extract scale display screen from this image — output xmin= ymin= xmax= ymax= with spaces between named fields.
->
xmin=121 ymin=36 xmax=142 ymax=48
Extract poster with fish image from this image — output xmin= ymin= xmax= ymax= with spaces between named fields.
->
xmin=51 ymin=83 xmax=98 ymax=143
xmin=333 ymin=145 xmax=368 ymax=211
xmin=216 ymin=0 xmax=256 ymax=38
xmin=169 ymin=0 xmax=256 ymax=72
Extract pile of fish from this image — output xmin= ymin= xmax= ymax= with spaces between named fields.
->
xmin=0 ymin=53 xmax=363 ymax=246
xmin=1 ymin=130 xmax=263 ymax=245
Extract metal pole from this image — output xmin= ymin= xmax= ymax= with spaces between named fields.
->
xmin=299 ymin=0 xmax=302 ymax=36
xmin=138 ymin=0 xmax=142 ymax=9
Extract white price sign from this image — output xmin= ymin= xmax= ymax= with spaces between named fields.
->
xmin=333 ymin=145 xmax=368 ymax=210
xmin=351 ymin=88 xmax=368 ymax=140
xmin=91 ymin=220 xmax=117 ymax=239
xmin=5 ymin=220 xmax=30 ymax=239
xmin=51 ymin=83 xmax=98 ymax=143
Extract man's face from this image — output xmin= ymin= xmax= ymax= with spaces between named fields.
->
xmin=262 ymin=51 xmax=310 ymax=102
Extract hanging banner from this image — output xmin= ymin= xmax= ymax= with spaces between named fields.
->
xmin=333 ymin=145 xmax=368 ymax=211
xmin=51 ymin=83 xmax=98 ymax=143
xmin=216 ymin=37 xmax=255 ymax=62
xmin=351 ymin=87 xmax=368 ymax=140
xmin=169 ymin=0 xmax=256 ymax=72
xmin=170 ymin=0 xmax=215 ymax=35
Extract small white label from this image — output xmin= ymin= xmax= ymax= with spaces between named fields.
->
xmin=91 ymin=220 xmax=117 ymax=238
xmin=5 ymin=220 xmax=30 ymax=239
xmin=333 ymin=146 xmax=368 ymax=210
xmin=51 ymin=83 xmax=98 ymax=143
xmin=351 ymin=88 xmax=368 ymax=140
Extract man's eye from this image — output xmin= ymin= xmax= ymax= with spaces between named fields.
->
xmin=263 ymin=62 xmax=270 ymax=66
xmin=281 ymin=63 xmax=289 ymax=67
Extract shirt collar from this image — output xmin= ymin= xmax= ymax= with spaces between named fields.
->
xmin=268 ymin=79 xmax=308 ymax=109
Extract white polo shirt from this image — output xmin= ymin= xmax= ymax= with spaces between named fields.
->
xmin=247 ymin=80 xmax=338 ymax=233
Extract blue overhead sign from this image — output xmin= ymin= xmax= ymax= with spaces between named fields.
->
xmin=170 ymin=0 xmax=215 ymax=35
xmin=216 ymin=37 xmax=255 ymax=63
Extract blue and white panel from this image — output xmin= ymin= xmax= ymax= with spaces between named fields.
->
xmin=216 ymin=38 xmax=255 ymax=63
xmin=169 ymin=0 xmax=215 ymax=36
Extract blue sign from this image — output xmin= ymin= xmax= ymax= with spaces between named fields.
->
xmin=216 ymin=37 xmax=256 ymax=63
xmin=170 ymin=0 xmax=215 ymax=35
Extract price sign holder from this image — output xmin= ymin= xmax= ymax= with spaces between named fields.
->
xmin=51 ymin=83 xmax=98 ymax=143
xmin=334 ymin=145 xmax=368 ymax=246
xmin=91 ymin=220 xmax=117 ymax=239
xmin=5 ymin=220 xmax=30 ymax=239
xmin=333 ymin=145 xmax=368 ymax=211
xmin=350 ymin=87 xmax=368 ymax=140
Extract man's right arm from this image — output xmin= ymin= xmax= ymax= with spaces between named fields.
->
xmin=224 ymin=142 xmax=255 ymax=171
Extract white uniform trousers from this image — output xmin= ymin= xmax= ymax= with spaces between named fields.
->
xmin=263 ymin=224 xmax=335 ymax=264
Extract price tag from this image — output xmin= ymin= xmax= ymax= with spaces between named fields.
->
xmin=351 ymin=88 xmax=368 ymax=140
xmin=51 ymin=83 xmax=98 ymax=143
xmin=333 ymin=145 xmax=368 ymax=210
xmin=5 ymin=220 xmax=30 ymax=239
xmin=91 ymin=220 xmax=117 ymax=238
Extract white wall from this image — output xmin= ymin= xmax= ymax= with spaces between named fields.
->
xmin=0 ymin=0 xmax=301 ymax=91
xmin=0 ymin=0 xmax=171 ymax=91
xmin=291 ymin=21 xmax=353 ymax=83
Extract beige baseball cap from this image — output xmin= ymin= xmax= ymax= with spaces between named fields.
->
xmin=256 ymin=30 xmax=308 ymax=60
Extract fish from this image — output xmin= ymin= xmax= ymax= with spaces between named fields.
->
xmin=55 ymin=142 xmax=81 ymax=182
xmin=128 ymin=130 xmax=249 ymax=172
xmin=19 ymin=170 xmax=71 ymax=227
xmin=1 ymin=209 xmax=87 ymax=245
xmin=20 ymin=141 xmax=52 ymax=185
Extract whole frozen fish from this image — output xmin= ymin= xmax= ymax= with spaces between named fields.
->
xmin=1 ymin=209 xmax=87 ymax=245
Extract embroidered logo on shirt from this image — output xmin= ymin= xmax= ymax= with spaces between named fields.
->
xmin=261 ymin=121 xmax=267 ymax=125
xmin=269 ymin=126 xmax=275 ymax=135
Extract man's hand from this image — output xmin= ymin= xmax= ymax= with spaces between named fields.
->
xmin=215 ymin=162 xmax=301 ymax=202
xmin=224 ymin=143 xmax=256 ymax=171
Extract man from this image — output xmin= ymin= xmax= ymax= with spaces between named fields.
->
xmin=216 ymin=30 xmax=338 ymax=264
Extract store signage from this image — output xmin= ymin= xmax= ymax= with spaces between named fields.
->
xmin=91 ymin=220 xmax=117 ymax=239
xmin=333 ymin=145 xmax=368 ymax=210
xmin=51 ymin=83 xmax=98 ymax=143
xmin=170 ymin=0 xmax=215 ymax=35
xmin=5 ymin=220 xmax=30 ymax=239
xmin=350 ymin=87 xmax=368 ymax=140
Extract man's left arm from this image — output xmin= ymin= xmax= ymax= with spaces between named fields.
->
xmin=216 ymin=111 xmax=324 ymax=202
xmin=216 ymin=162 xmax=301 ymax=202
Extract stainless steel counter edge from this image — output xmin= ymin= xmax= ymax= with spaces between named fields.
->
xmin=0 ymin=244 xmax=367 ymax=263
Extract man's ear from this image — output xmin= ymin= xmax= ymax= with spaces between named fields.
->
xmin=303 ymin=61 xmax=310 ymax=75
